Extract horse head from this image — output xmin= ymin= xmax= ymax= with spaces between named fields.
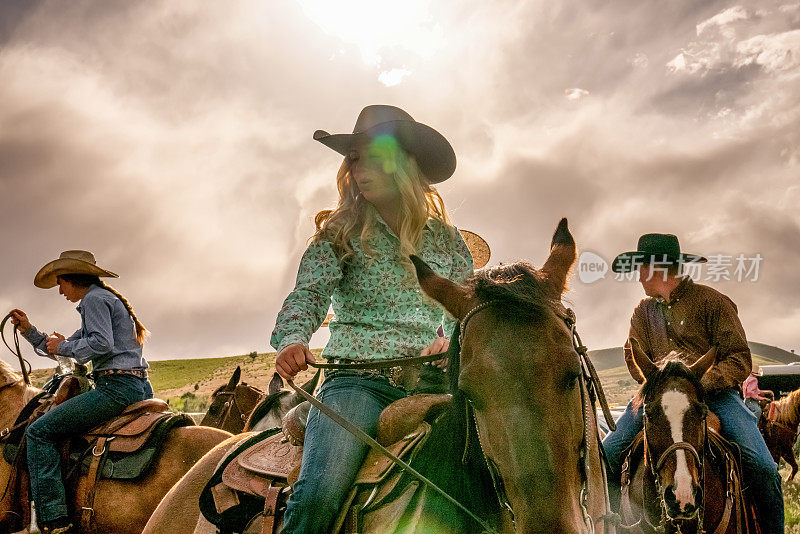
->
xmin=244 ymin=370 xmax=321 ymax=432
xmin=413 ymin=218 xmax=606 ymax=532
xmin=631 ymin=342 xmax=716 ymax=523
xmin=201 ymin=366 xmax=266 ymax=433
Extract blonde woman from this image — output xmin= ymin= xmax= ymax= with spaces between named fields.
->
xmin=271 ymin=105 xmax=473 ymax=533
xmin=9 ymin=251 xmax=152 ymax=534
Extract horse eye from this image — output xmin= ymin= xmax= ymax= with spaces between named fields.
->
xmin=561 ymin=371 xmax=580 ymax=392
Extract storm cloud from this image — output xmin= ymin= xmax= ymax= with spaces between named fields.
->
xmin=1 ymin=0 xmax=798 ymax=368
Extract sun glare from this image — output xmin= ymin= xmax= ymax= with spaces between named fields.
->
xmin=296 ymin=0 xmax=443 ymax=77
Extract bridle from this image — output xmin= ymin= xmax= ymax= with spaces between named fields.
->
xmin=641 ymin=396 xmax=708 ymax=532
xmin=459 ymin=300 xmax=617 ymax=534
xmin=209 ymin=386 xmax=261 ymax=429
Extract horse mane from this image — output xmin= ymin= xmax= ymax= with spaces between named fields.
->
xmin=466 ymin=261 xmax=559 ymax=318
xmin=772 ymin=388 xmax=800 ymax=426
xmin=634 ymin=360 xmax=705 ymax=410
xmin=0 ymin=359 xmax=40 ymax=403
xmin=247 ymin=390 xmax=289 ymax=426
xmin=405 ymin=326 xmax=502 ymax=529
xmin=0 ymin=358 xmax=22 ymax=386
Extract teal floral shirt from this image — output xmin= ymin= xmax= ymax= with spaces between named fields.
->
xmin=270 ymin=216 xmax=474 ymax=361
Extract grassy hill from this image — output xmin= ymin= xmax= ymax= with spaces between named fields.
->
xmin=29 ymin=349 xmax=320 ymax=412
xmin=28 ymin=341 xmax=793 ymax=412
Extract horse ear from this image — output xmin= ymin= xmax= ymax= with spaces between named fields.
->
xmin=227 ymin=366 xmax=242 ymax=390
xmin=540 ymin=218 xmax=576 ymax=296
xmin=301 ymin=369 xmax=321 ymax=395
xmin=688 ymin=345 xmax=717 ymax=378
xmin=268 ymin=372 xmax=284 ymax=395
xmin=410 ymin=255 xmax=471 ymax=320
xmin=630 ymin=337 xmax=658 ymax=380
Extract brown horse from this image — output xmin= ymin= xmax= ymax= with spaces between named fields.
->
xmin=0 ymin=360 xmax=231 ymax=534
xmin=621 ymin=347 xmax=754 ymax=533
xmin=143 ymin=218 xmax=612 ymax=533
xmin=201 ymin=366 xmax=265 ymax=433
xmin=760 ymin=388 xmax=800 ymax=481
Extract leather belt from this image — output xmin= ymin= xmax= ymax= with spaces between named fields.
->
xmin=325 ymin=358 xmax=439 ymax=391
xmin=90 ymin=368 xmax=148 ymax=380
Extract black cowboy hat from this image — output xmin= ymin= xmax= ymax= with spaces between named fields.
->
xmin=612 ymin=233 xmax=707 ymax=273
xmin=313 ymin=105 xmax=456 ymax=184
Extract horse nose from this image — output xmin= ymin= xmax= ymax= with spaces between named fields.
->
xmin=663 ymin=485 xmax=698 ymax=519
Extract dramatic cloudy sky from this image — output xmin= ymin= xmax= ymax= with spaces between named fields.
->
xmin=1 ymin=0 xmax=798 ymax=368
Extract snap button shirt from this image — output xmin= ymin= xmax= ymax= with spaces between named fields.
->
xmin=624 ymin=277 xmax=751 ymax=392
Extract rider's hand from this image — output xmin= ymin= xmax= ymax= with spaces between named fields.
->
xmin=275 ymin=343 xmax=316 ymax=380
xmin=8 ymin=309 xmax=31 ymax=334
xmin=46 ymin=332 xmax=66 ymax=355
xmin=422 ymin=337 xmax=450 ymax=369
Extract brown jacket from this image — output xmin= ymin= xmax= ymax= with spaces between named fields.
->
xmin=624 ymin=277 xmax=751 ymax=392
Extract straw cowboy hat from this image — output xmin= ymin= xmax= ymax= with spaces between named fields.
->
xmin=460 ymin=230 xmax=491 ymax=270
xmin=313 ymin=105 xmax=456 ymax=184
xmin=612 ymin=233 xmax=707 ymax=273
xmin=34 ymin=250 xmax=118 ymax=289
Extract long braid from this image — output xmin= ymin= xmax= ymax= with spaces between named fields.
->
xmin=97 ymin=281 xmax=150 ymax=345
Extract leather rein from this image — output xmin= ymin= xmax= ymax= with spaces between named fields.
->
xmin=0 ymin=312 xmax=33 ymax=386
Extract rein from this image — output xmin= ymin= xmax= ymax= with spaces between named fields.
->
xmin=286 ymin=377 xmax=499 ymax=534
xmin=306 ymin=351 xmax=448 ymax=370
xmin=0 ymin=313 xmax=32 ymax=386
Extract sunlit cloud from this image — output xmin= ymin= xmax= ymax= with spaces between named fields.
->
xmin=295 ymin=0 xmax=444 ymax=68
xmin=378 ymin=67 xmax=412 ymax=86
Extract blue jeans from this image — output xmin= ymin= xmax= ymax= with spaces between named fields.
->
xmin=26 ymin=375 xmax=153 ymax=522
xmin=281 ymin=372 xmax=406 ymax=534
xmin=602 ymin=389 xmax=784 ymax=534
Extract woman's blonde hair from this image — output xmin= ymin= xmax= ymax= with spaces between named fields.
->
xmin=313 ymin=135 xmax=452 ymax=263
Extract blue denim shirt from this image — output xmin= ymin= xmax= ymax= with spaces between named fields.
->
xmin=22 ymin=285 xmax=148 ymax=371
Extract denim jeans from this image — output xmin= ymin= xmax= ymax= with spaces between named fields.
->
xmin=602 ymin=389 xmax=784 ymax=534
xmin=26 ymin=374 xmax=153 ymax=522
xmin=281 ymin=372 xmax=406 ymax=534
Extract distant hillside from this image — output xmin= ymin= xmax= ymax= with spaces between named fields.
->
xmin=589 ymin=341 xmax=798 ymax=372
xmin=25 ymin=341 xmax=796 ymax=412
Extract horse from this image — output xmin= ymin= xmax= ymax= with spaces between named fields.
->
xmin=143 ymin=218 xmax=612 ymax=533
xmin=201 ymin=366 xmax=266 ymax=433
xmin=759 ymin=388 xmax=800 ymax=481
xmin=0 ymin=360 xmax=232 ymax=534
xmin=621 ymin=346 xmax=755 ymax=533
xmin=243 ymin=370 xmax=320 ymax=432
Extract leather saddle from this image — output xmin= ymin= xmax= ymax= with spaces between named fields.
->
xmin=202 ymin=393 xmax=453 ymax=534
